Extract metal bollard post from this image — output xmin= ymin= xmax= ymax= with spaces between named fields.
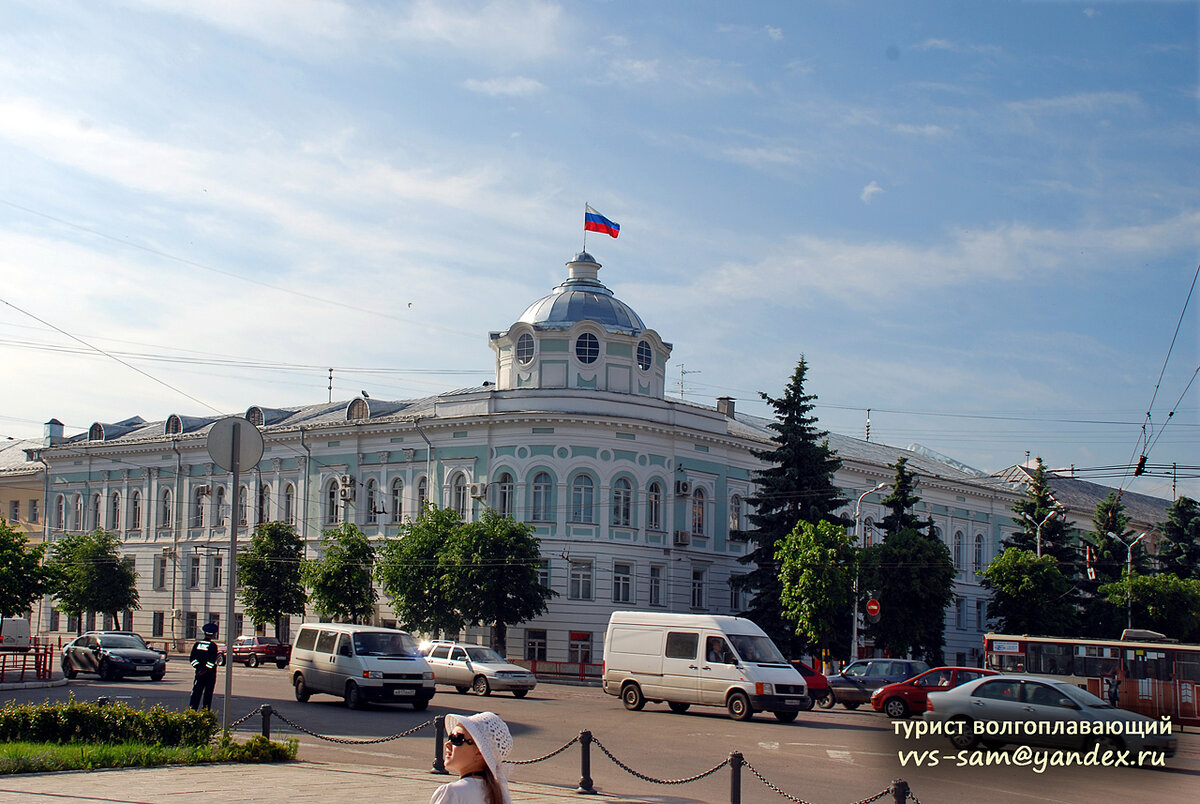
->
xmin=576 ymin=730 xmax=596 ymax=795
xmin=891 ymin=778 xmax=909 ymax=804
xmin=431 ymin=715 xmax=447 ymax=774
xmin=729 ymin=751 xmax=743 ymax=804
xmin=260 ymin=704 xmax=272 ymax=739
xmin=96 ymin=697 xmax=108 ymax=706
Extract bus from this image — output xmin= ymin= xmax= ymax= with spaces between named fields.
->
xmin=984 ymin=631 xmax=1200 ymax=728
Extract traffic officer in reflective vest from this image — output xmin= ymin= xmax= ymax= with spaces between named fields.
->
xmin=189 ymin=622 xmax=220 ymax=710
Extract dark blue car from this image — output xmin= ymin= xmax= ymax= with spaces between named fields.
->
xmin=826 ymin=658 xmax=929 ymax=709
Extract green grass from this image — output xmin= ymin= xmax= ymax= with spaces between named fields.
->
xmin=0 ymin=734 xmax=299 ymax=774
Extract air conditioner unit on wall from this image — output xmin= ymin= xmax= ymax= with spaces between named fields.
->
xmin=673 ymin=530 xmax=691 ymax=547
xmin=339 ymin=487 xmax=355 ymax=501
xmin=469 ymin=482 xmax=487 ymax=499
xmin=674 ymin=480 xmax=691 ymax=496
xmin=171 ymin=608 xmax=182 ymax=619
xmin=339 ymin=474 xmax=355 ymax=487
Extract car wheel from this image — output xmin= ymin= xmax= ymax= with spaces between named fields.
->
xmin=773 ymin=710 xmax=799 ymax=723
xmin=621 ymin=682 xmax=645 ymax=711
xmin=455 ymin=686 xmax=470 ymax=694
xmin=727 ymin=691 xmax=754 ymax=721
xmin=668 ymin=701 xmax=690 ymax=714
xmin=512 ymin=690 xmax=528 ymax=699
xmin=276 ymin=661 xmax=288 ymax=669
xmin=842 ymin=701 xmax=860 ymax=710
xmin=217 ymin=654 xmax=226 ymax=667
xmin=815 ymin=693 xmax=835 ymax=710
xmin=62 ymin=661 xmax=77 ymax=680
xmin=294 ymin=674 xmax=311 ymax=702
xmin=472 ymin=675 xmax=491 ymax=696
xmin=248 ymin=655 xmax=259 ymax=668
xmin=948 ymin=716 xmax=979 ymax=751
xmin=412 ymin=699 xmax=429 ymax=711
xmin=798 ymin=696 xmax=815 ymax=712
xmin=345 ymin=681 xmax=364 ymax=709
xmin=883 ymin=697 xmax=909 ymax=719
xmin=98 ymin=660 xmax=113 ymax=681
xmin=150 ymin=671 xmax=165 ymax=682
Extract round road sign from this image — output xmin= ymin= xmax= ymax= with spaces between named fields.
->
xmin=206 ymin=417 xmax=264 ymax=472
xmin=865 ymin=598 xmax=881 ymax=617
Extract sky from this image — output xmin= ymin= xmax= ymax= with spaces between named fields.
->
xmin=1 ymin=0 xmax=1197 ymax=503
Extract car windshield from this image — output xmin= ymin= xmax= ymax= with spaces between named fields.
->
xmin=1056 ymin=683 xmax=1110 ymax=708
xmin=465 ymin=647 xmax=505 ymax=663
xmin=352 ymin=632 xmax=420 ymax=657
xmin=97 ymin=635 xmax=147 ymax=650
xmin=727 ymin=634 xmax=786 ymax=664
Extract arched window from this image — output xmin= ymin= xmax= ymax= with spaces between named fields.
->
xmin=637 ymin=340 xmax=652 ymax=371
xmin=953 ymin=531 xmax=964 ymax=570
xmin=325 ymin=480 xmax=340 ymax=525
xmin=729 ymin=494 xmax=742 ymax=533
xmin=863 ymin=516 xmax=876 ymax=547
xmin=974 ymin=534 xmax=984 ymax=573
xmin=611 ymin=477 xmax=632 ymax=527
xmin=692 ymin=488 xmax=706 ymax=537
xmin=417 ymin=477 xmax=428 ymax=511
xmin=575 ymin=332 xmax=599 ymax=364
xmin=531 ymin=472 xmax=552 ymax=522
xmin=192 ymin=488 xmax=206 ymax=528
xmin=495 ymin=472 xmax=514 ymax=518
xmin=74 ymin=494 xmax=84 ymax=530
xmin=571 ymin=474 xmax=594 ymax=523
xmin=129 ymin=490 xmax=141 ymax=530
xmin=516 ymin=333 xmax=535 ymax=365
xmin=160 ymin=488 xmax=173 ymax=528
xmin=452 ymin=473 xmax=468 ymax=517
xmin=257 ymin=484 xmax=271 ymax=523
xmin=283 ymin=483 xmax=295 ymax=525
xmin=215 ymin=486 xmax=227 ymax=526
xmin=238 ymin=486 xmax=249 ymax=526
xmin=347 ymin=398 xmax=368 ymax=420
xmin=92 ymin=494 xmax=101 ymax=530
xmin=390 ymin=479 xmax=404 ymax=523
xmin=366 ymin=479 xmax=379 ymax=524
xmin=109 ymin=492 xmax=121 ymax=530
xmin=646 ymin=481 xmax=663 ymax=531
xmin=54 ymin=494 xmax=65 ymax=529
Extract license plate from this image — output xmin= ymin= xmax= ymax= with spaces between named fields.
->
xmin=393 ymin=688 xmax=415 ymax=696
xmin=138 ymin=665 xmax=153 ymax=671
xmin=784 ymin=699 xmax=799 ymax=706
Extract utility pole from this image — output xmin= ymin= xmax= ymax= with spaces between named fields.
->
xmin=677 ymin=364 xmax=700 ymax=399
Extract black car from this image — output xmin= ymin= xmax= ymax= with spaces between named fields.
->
xmin=61 ymin=631 xmax=167 ymax=681
xmin=826 ymin=658 xmax=929 ymax=709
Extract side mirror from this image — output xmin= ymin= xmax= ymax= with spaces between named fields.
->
xmin=1058 ymin=697 xmax=1079 ymax=709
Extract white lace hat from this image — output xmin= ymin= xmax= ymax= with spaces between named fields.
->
xmin=445 ymin=712 xmax=513 ymax=804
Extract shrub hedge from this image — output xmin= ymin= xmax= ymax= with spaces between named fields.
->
xmin=0 ymin=698 xmax=217 ymax=746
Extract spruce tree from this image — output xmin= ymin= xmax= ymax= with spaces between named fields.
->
xmin=1005 ymin=458 xmax=1074 ymax=564
xmin=877 ymin=457 xmax=934 ymax=538
xmin=733 ymin=358 xmax=847 ymax=658
xmin=1155 ymin=496 xmax=1200 ymax=580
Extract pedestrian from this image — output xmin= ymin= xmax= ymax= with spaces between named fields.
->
xmin=188 ymin=622 xmax=220 ymax=711
xmin=430 ymin=711 xmax=513 ymax=804
xmin=1106 ymin=673 xmax=1121 ymax=708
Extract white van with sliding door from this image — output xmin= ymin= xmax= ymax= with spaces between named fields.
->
xmin=289 ymin=623 xmax=435 ymax=710
xmin=602 ymin=611 xmax=809 ymax=722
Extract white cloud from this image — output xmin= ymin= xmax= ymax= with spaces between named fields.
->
xmin=911 ymin=37 xmax=1001 ymax=56
xmin=893 ymin=123 xmax=951 ymax=138
xmin=1006 ymin=91 xmax=1141 ymax=116
xmin=461 ymin=76 xmax=547 ymax=96
xmin=860 ymin=181 xmax=884 ymax=204
xmin=765 ymin=26 xmax=783 ymax=41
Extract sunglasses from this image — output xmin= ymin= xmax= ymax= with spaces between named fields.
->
xmin=447 ymin=732 xmax=475 ymax=747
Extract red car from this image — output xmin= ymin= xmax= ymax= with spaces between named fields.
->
xmin=870 ymin=666 xmax=996 ymax=718
xmin=230 ymin=635 xmax=291 ymax=668
xmin=789 ymin=660 xmax=832 ymax=710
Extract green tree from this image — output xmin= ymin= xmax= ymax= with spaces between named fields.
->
xmin=733 ymin=358 xmax=847 ymax=658
xmin=442 ymin=509 xmax=555 ymax=654
xmin=861 ymin=528 xmax=955 ymax=664
xmin=1004 ymin=458 xmax=1073 ymax=564
xmin=1098 ymin=573 xmax=1200 ymax=642
xmin=1079 ymin=492 xmax=1147 ymax=637
xmin=877 ymin=457 xmax=933 ymax=538
xmin=304 ymin=523 xmax=377 ymax=624
xmin=0 ymin=519 xmax=53 ymax=638
xmin=375 ymin=505 xmax=465 ymax=637
xmin=238 ymin=521 xmax=306 ymax=638
xmin=776 ymin=519 xmax=854 ymax=660
xmin=46 ymin=529 xmax=139 ymax=633
xmin=979 ymin=548 xmax=1075 ymax=636
xmin=1155 ymin=496 xmax=1200 ymax=580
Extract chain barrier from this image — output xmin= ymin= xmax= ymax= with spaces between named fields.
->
xmin=907 ymin=793 xmax=922 ymax=804
xmin=509 ymin=735 xmax=580 ymax=765
xmin=591 ymin=735 xmax=730 ymax=785
xmin=228 ymin=705 xmax=263 ymax=729
xmin=851 ymin=790 xmax=892 ymax=804
xmin=269 ymin=709 xmax=433 ymax=745
xmin=743 ymin=759 xmax=818 ymax=804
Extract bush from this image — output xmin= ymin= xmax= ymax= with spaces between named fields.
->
xmin=0 ymin=698 xmax=217 ymax=746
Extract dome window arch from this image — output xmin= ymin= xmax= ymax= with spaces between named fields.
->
xmin=165 ymin=415 xmax=182 ymax=435
xmin=516 ymin=333 xmax=535 ymax=366
xmin=636 ymin=340 xmax=652 ymax=371
xmin=89 ymin=423 xmax=105 ymax=441
xmin=246 ymin=407 xmax=265 ymax=427
xmin=575 ymin=332 xmax=599 ymax=365
xmin=347 ymin=398 xmax=369 ymax=421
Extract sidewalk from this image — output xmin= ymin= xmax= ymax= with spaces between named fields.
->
xmin=0 ymin=760 xmax=664 ymax=803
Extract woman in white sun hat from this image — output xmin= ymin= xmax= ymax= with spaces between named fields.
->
xmin=430 ymin=711 xmax=514 ymax=804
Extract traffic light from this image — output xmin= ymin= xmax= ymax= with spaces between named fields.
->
xmin=1133 ymin=455 xmax=1147 ymax=476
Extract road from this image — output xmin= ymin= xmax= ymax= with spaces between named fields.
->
xmin=8 ymin=665 xmax=1200 ymax=804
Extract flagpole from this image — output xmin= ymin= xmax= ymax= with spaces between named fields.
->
xmin=583 ymin=203 xmax=588 ymax=252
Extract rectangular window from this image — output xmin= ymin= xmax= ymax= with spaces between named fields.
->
xmin=67 ymin=613 xmax=79 ymax=633
xmin=154 ymin=556 xmax=167 ymax=590
xmin=956 ymin=598 xmax=967 ymax=630
xmin=647 ymin=486 xmax=662 ymax=531
xmin=729 ymin=574 xmax=748 ymax=612
xmin=29 ymin=499 xmax=38 ymax=523
xmin=611 ymin=484 xmax=632 ymax=527
xmin=234 ymin=613 xmax=245 ymax=639
xmin=568 ymin=631 xmax=591 ymax=664
xmin=612 ymin=562 xmax=632 ymax=603
xmin=691 ymin=568 xmax=707 ymax=609
xmin=152 ymin=611 xmax=164 ymax=637
xmin=211 ymin=556 xmax=224 ymax=589
xmin=8 ymin=500 xmax=18 ymax=522
xmin=568 ymin=561 xmax=593 ymax=600
xmin=525 ymin=629 xmax=547 ymax=661
xmin=649 ymin=565 xmax=663 ymax=606
xmin=103 ymin=613 xmax=116 ymax=630
xmin=185 ymin=611 xmax=198 ymax=640
xmin=208 ymin=613 xmax=220 ymax=637
xmin=538 ymin=558 xmax=550 ymax=589
xmin=48 ymin=609 xmax=60 ymax=632
xmin=665 ymin=631 xmax=698 ymax=660
xmin=188 ymin=556 xmax=201 ymax=589
xmin=976 ymin=600 xmax=986 ymax=631
xmin=122 ymin=610 xmax=133 ymax=631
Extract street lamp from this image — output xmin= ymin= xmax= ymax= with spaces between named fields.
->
xmin=1109 ymin=532 xmax=1147 ymax=631
xmin=1022 ymin=509 xmax=1062 ymax=558
xmin=850 ymin=482 xmax=888 ymax=664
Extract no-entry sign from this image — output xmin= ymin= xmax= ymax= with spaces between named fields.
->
xmin=865 ymin=599 xmax=881 ymax=617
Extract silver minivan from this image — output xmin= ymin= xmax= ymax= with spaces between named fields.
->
xmin=290 ymin=623 xmax=435 ymax=710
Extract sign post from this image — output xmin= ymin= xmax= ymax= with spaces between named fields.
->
xmin=865 ymin=598 xmax=881 ymax=623
xmin=206 ymin=417 xmax=264 ymax=734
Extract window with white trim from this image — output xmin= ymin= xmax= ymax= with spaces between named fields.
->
xmin=691 ymin=568 xmax=707 ymax=609
xmin=366 ymin=479 xmax=379 ymax=524
xmin=452 ymin=473 xmax=468 ymax=517
xmin=612 ymin=562 xmax=632 ymax=603
xmin=130 ymin=491 xmax=141 ymax=529
xmin=611 ymin=477 xmax=632 ymax=527
xmin=571 ymin=474 xmax=594 ymax=523
xmin=569 ymin=561 xmax=593 ymax=600
xmin=647 ymin=482 xmax=662 ymax=531
xmin=284 ymin=483 xmax=295 ymax=525
xmin=531 ymin=472 xmax=552 ymax=522
xmin=649 ymin=565 xmax=664 ymax=606
xmin=495 ymin=472 xmax=514 ymax=518
xmin=109 ymin=491 xmax=121 ymax=530
xmin=691 ymin=488 xmax=706 ymax=537
xmin=391 ymin=478 xmax=404 ymax=523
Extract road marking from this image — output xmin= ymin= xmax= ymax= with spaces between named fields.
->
xmin=757 ymin=741 xmax=780 ymax=751
xmin=827 ymin=749 xmax=854 ymax=764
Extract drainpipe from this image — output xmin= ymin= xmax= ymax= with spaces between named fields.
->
xmin=299 ymin=426 xmax=312 ymax=548
xmin=33 ymin=450 xmax=49 ymax=636
xmin=413 ymin=418 xmax=434 ymax=509
xmin=170 ymin=438 xmax=183 ymax=649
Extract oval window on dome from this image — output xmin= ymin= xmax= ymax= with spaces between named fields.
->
xmin=637 ymin=340 xmax=652 ymax=371
xmin=575 ymin=332 xmax=599 ymax=364
xmin=516 ymin=333 xmax=535 ymax=365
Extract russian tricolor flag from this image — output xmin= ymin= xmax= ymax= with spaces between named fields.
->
xmin=585 ymin=205 xmax=620 ymax=238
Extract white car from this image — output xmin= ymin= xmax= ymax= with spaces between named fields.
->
xmin=423 ymin=641 xmax=536 ymax=697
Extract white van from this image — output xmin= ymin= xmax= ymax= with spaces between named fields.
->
xmin=289 ymin=623 xmax=435 ymax=710
xmin=603 ymin=611 xmax=809 ymax=722
xmin=0 ymin=618 xmax=31 ymax=652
